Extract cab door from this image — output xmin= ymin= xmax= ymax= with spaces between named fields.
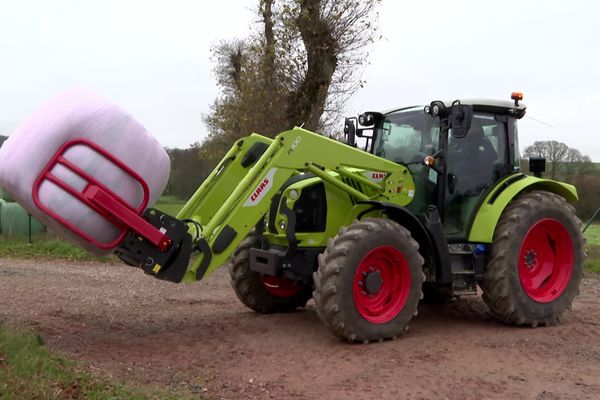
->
xmin=442 ymin=114 xmax=511 ymax=239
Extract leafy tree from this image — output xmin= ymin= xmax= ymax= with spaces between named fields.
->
xmin=165 ymin=146 xmax=210 ymax=200
xmin=202 ymin=0 xmax=381 ymax=161
xmin=563 ymin=147 xmax=594 ymax=184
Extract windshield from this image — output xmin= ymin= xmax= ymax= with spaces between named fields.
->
xmin=374 ymin=108 xmax=440 ymax=164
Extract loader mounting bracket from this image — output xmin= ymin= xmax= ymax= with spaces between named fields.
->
xmin=115 ymin=208 xmax=192 ymax=283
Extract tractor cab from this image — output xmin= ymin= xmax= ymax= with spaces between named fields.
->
xmin=345 ymin=94 xmax=527 ymax=240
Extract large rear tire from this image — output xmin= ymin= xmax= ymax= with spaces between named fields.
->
xmin=482 ymin=191 xmax=585 ymax=326
xmin=313 ymin=218 xmax=425 ymax=342
xmin=228 ymin=233 xmax=312 ymax=313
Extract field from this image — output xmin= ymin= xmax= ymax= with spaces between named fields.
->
xmin=584 ymin=224 xmax=600 ymax=272
xmin=585 ymin=224 xmax=600 ymax=246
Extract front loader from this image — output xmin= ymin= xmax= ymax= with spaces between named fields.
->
xmin=2 ymin=91 xmax=585 ymax=343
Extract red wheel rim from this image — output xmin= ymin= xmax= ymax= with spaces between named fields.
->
xmin=352 ymin=245 xmax=411 ymax=324
xmin=518 ymin=218 xmax=574 ymax=303
xmin=259 ymin=275 xmax=302 ymax=297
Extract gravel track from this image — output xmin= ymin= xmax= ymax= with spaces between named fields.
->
xmin=1 ymin=258 xmax=599 ymax=399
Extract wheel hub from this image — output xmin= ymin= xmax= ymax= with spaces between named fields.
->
xmin=363 ymin=270 xmax=383 ymax=294
xmin=523 ymin=249 xmax=538 ymax=269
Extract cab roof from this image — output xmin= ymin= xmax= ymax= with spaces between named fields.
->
xmin=384 ymin=98 xmax=527 ymax=119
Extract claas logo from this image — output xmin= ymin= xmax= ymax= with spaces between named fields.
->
xmin=243 ymin=168 xmax=277 ymax=207
xmin=251 ymin=178 xmax=270 ymax=201
xmin=362 ymin=171 xmax=387 ymax=183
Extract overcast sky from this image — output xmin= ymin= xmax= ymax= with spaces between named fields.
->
xmin=1 ymin=0 xmax=598 ymax=159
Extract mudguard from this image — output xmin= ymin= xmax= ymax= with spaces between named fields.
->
xmin=468 ymin=173 xmax=578 ymax=243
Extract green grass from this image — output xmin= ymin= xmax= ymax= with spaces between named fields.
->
xmin=0 ymin=236 xmax=109 ymax=262
xmin=584 ymin=224 xmax=600 ymax=273
xmin=585 ymin=259 xmax=600 ymax=273
xmin=584 ymin=224 xmax=600 ymax=247
xmin=0 ymin=197 xmax=187 ymax=261
xmin=0 ymin=325 xmax=187 ymax=400
xmin=154 ymin=197 xmax=186 ymax=217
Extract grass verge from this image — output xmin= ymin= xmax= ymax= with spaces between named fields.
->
xmin=0 ymin=325 xmax=185 ymax=400
xmin=584 ymin=224 xmax=600 ymax=247
xmin=153 ymin=197 xmax=186 ymax=217
xmin=0 ymin=199 xmax=186 ymax=262
xmin=584 ymin=224 xmax=600 ymax=273
xmin=585 ymin=259 xmax=600 ymax=273
xmin=0 ymin=237 xmax=108 ymax=262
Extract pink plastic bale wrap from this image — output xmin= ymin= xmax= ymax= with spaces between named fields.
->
xmin=0 ymin=89 xmax=170 ymax=255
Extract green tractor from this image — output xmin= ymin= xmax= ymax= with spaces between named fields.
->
xmin=117 ymin=93 xmax=585 ymax=342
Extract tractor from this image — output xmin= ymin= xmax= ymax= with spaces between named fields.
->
xmin=111 ymin=92 xmax=585 ymax=342
xmin=7 ymin=90 xmax=577 ymax=343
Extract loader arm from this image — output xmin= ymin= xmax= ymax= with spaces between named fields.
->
xmin=124 ymin=127 xmax=416 ymax=283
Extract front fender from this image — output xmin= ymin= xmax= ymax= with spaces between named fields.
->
xmin=468 ymin=174 xmax=578 ymax=243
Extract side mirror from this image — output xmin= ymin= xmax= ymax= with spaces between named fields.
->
xmin=529 ymin=157 xmax=546 ymax=178
xmin=344 ymin=117 xmax=357 ymax=147
xmin=450 ymin=104 xmax=473 ymax=138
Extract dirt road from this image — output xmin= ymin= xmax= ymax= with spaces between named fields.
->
xmin=1 ymin=258 xmax=599 ymax=399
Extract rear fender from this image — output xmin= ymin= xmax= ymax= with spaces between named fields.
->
xmin=468 ymin=174 xmax=578 ymax=243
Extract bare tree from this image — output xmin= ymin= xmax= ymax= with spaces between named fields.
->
xmin=280 ymin=0 xmax=379 ymax=133
xmin=524 ymin=140 xmax=569 ymax=179
xmin=524 ymin=140 xmax=593 ymax=182
xmin=202 ymin=0 xmax=381 ymax=159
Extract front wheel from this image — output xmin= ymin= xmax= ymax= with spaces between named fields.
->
xmin=313 ymin=218 xmax=425 ymax=342
xmin=228 ymin=233 xmax=312 ymax=313
xmin=482 ymin=191 xmax=585 ymax=326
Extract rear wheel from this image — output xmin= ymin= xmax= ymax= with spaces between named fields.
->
xmin=313 ymin=218 xmax=425 ymax=342
xmin=482 ymin=191 xmax=585 ymax=326
xmin=228 ymin=233 xmax=312 ymax=313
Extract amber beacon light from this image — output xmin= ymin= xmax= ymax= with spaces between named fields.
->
xmin=511 ymin=91 xmax=523 ymax=105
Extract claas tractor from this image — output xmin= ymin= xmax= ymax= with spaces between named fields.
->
xmin=6 ymin=91 xmax=581 ymax=343
xmin=111 ymin=93 xmax=585 ymax=342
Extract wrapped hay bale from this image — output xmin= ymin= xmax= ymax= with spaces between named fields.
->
xmin=0 ymin=89 xmax=170 ymax=255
